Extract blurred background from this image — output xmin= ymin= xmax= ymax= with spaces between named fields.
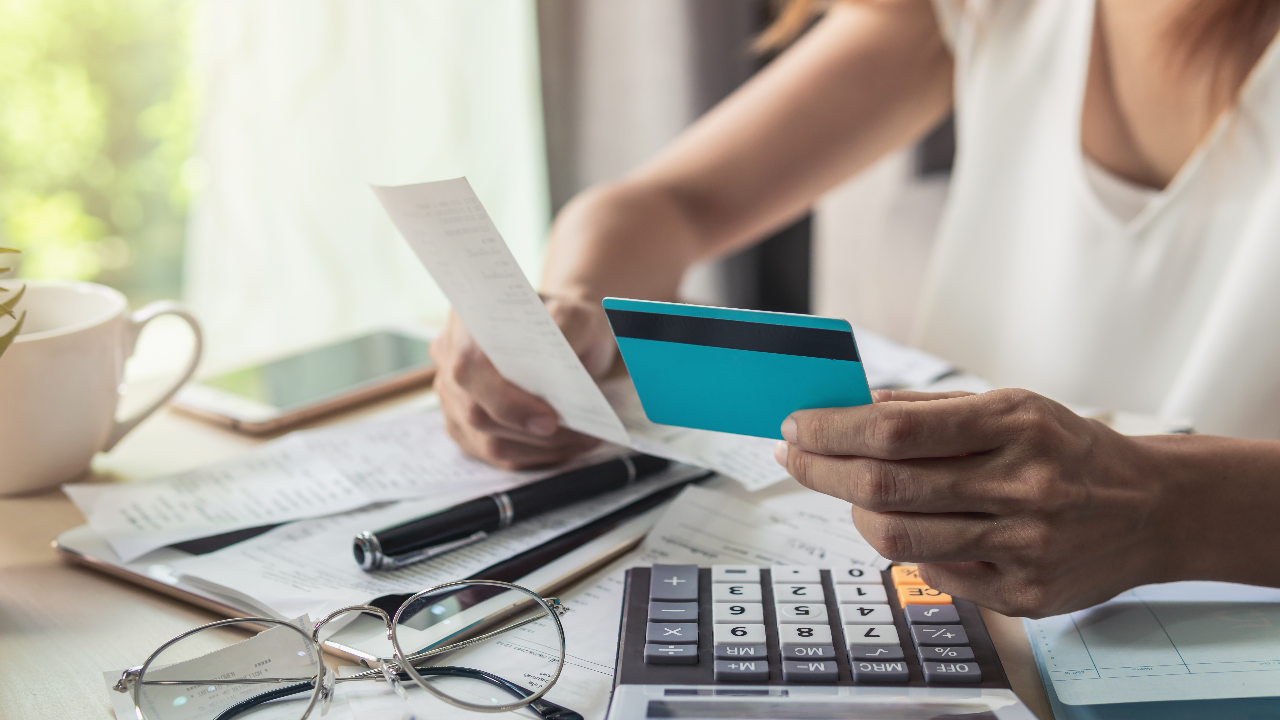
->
xmin=0 ymin=0 xmax=951 ymax=378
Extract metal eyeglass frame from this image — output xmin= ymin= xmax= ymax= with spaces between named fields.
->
xmin=114 ymin=579 xmax=578 ymax=720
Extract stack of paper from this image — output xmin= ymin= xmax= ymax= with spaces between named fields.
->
xmin=102 ymin=482 xmax=887 ymax=720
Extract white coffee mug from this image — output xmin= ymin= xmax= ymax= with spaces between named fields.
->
xmin=0 ymin=280 xmax=203 ymax=495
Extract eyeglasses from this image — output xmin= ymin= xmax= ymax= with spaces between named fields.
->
xmin=113 ymin=580 xmax=581 ymax=720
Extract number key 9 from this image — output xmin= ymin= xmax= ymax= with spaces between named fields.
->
xmin=713 ymin=603 xmax=764 ymax=624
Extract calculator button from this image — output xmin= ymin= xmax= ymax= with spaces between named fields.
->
xmin=650 ymin=564 xmax=699 ymax=601
xmin=713 ymin=603 xmax=764 ymax=624
xmin=782 ymin=644 xmax=836 ymax=660
xmin=775 ymin=603 xmax=829 ymax=624
xmin=770 ymin=566 xmax=821 ymax=583
xmin=647 ymin=623 xmax=698 ymax=644
xmin=904 ymin=604 xmax=959 ymax=625
xmin=773 ymin=583 xmax=825 ymax=601
xmin=836 ymin=585 xmax=888 ymax=603
xmin=848 ymin=646 xmax=905 ymax=661
xmin=648 ymin=602 xmax=698 ymax=622
xmin=921 ymin=660 xmax=983 ymax=683
xmin=911 ymin=625 xmax=969 ymax=646
xmin=891 ymin=566 xmax=926 ymax=586
xmin=838 ymin=603 xmax=892 ymax=625
xmin=712 ymin=565 xmax=761 ymax=583
xmin=715 ymin=659 xmax=770 ymax=682
xmin=844 ymin=624 xmax=901 ymax=646
xmin=830 ymin=566 xmax=883 ymax=585
xmin=777 ymin=625 xmax=833 ymax=645
xmin=645 ymin=644 xmax=698 ymax=665
xmin=712 ymin=584 xmax=762 ymax=602
xmin=715 ymin=644 xmax=768 ymax=660
xmin=918 ymin=645 xmax=975 ymax=662
xmin=851 ymin=660 xmax=909 ymax=683
xmin=898 ymin=586 xmax=951 ymax=605
xmin=713 ymin=624 xmax=767 ymax=644
xmin=783 ymin=660 xmax=838 ymax=683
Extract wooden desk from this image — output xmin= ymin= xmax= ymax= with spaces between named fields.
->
xmin=0 ymin=397 xmax=1053 ymax=719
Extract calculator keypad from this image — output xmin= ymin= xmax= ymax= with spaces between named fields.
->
xmin=636 ymin=564 xmax=993 ymax=688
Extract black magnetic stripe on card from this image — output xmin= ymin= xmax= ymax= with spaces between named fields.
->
xmin=605 ymin=308 xmax=859 ymax=362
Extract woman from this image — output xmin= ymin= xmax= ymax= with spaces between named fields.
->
xmin=429 ymin=0 xmax=1280 ymax=617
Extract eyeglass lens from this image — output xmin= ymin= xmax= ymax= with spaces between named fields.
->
xmin=135 ymin=619 xmax=321 ymax=720
xmin=393 ymin=581 xmax=566 ymax=711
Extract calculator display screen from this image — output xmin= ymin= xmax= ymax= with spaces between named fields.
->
xmin=646 ymin=700 xmax=997 ymax=720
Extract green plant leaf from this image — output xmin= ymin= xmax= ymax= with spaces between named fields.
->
xmin=0 ymin=284 xmax=25 ymax=320
xmin=0 ymin=248 xmax=19 ymax=278
xmin=0 ymin=311 xmax=25 ymax=359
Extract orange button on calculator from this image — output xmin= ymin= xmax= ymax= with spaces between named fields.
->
xmin=898 ymin=586 xmax=952 ymax=605
xmin=890 ymin=566 xmax=926 ymax=586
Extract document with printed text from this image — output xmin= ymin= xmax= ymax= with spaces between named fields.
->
xmin=373 ymin=178 xmax=794 ymax=489
xmin=65 ymin=409 xmax=564 ymax=562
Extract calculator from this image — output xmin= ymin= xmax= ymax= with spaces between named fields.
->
xmin=604 ymin=564 xmax=1037 ymax=720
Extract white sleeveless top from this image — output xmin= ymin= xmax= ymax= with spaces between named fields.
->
xmin=916 ymin=0 xmax=1280 ymax=439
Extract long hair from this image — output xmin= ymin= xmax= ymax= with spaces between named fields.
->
xmin=759 ymin=0 xmax=1280 ymax=87
xmin=1169 ymin=0 xmax=1280 ymax=92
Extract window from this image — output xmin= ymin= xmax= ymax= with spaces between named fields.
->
xmin=1 ymin=1 xmax=550 ymax=372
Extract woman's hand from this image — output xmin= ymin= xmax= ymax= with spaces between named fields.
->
xmin=430 ymin=296 xmax=615 ymax=470
xmin=774 ymin=388 xmax=1186 ymax=617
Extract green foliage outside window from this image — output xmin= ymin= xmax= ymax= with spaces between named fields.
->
xmin=0 ymin=0 xmax=194 ymax=304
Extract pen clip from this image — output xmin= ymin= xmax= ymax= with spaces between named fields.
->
xmin=373 ymin=530 xmax=490 ymax=571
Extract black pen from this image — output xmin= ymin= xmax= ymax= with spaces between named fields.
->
xmin=353 ymin=453 xmax=671 ymax=571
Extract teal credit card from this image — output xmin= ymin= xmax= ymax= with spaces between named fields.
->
xmin=602 ymin=298 xmax=872 ymax=439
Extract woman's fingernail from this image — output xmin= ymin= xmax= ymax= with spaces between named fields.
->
xmin=526 ymin=415 xmax=558 ymax=436
xmin=781 ymin=417 xmax=797 ymax=443
xmin=774 ymin=440 xmax=789 ymax=466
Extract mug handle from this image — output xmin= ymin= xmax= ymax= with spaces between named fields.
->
xmin=103 ymin=301 xmax=204 ymax=452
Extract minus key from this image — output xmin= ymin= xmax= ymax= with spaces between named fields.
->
xmin=648 ymin=602 xmax=698 ymax=622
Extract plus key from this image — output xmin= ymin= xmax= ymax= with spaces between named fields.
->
xmin=650 ymin=564 xmax=698 ymax=602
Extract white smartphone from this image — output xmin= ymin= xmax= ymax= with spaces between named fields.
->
xmin=174 ymin=328 xmax=435 ymax=434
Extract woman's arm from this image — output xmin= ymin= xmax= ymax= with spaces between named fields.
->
xmin=776 ymin=389 xmax=1280 ymax=616
xmin=432 ymin=0 xmax=954 ymax=468
xmin=543 ymin=0 xmax=953 ymax=303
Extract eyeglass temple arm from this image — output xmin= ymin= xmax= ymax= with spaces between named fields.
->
xmin=207 ymin=666 xmax=582 ymax=720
